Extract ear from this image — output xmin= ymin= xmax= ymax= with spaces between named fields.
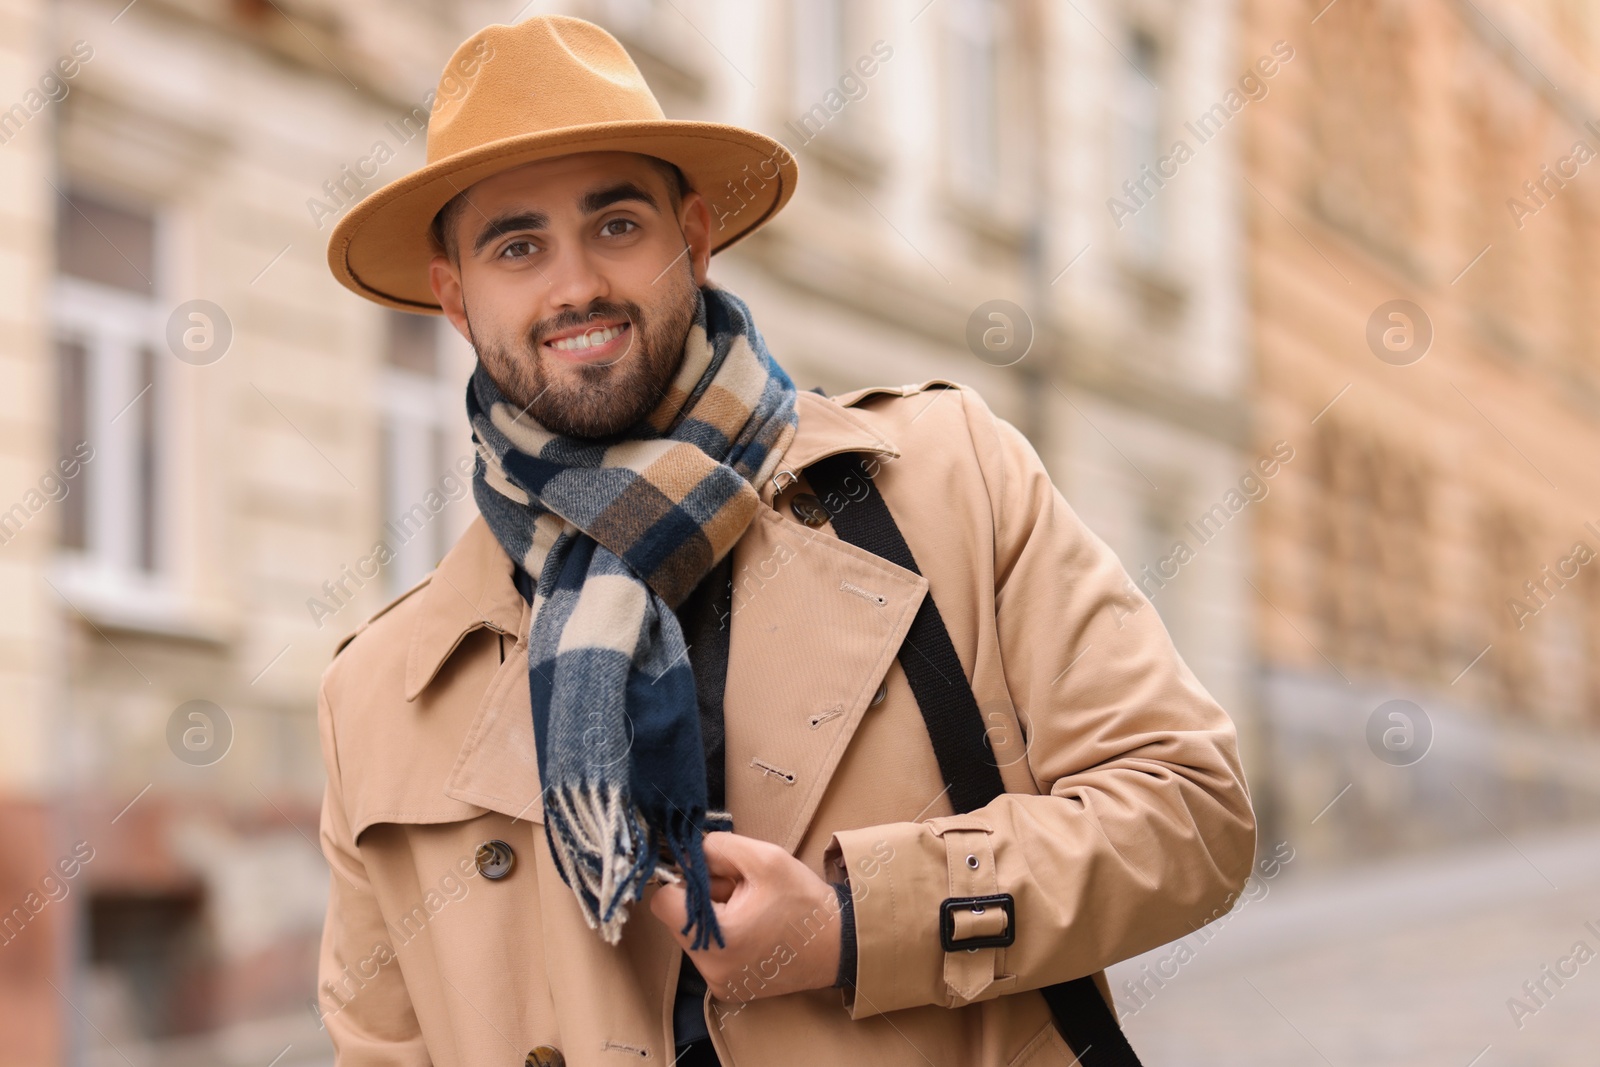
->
xmin=428 ymin=254 xmax=472 ymax=342
xmin=679 ymin=191 xmax=713 ymax=286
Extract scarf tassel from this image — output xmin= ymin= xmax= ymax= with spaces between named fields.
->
xmin=543 ymin=779 xmax=732 ymax=953
xmin=543 ymin=779 xmax=658 ymax=946
xmin=659 ymin=804 xmax=730 ymax=952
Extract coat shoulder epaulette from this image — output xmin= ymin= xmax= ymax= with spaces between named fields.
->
xmin=332 ymin=572 xmax=434 ymax=660
xmin=826 ymin=377 xmax=963 ymax=409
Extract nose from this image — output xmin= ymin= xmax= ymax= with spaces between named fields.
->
xmin=541 ymin=240 xmax=610 ymax=320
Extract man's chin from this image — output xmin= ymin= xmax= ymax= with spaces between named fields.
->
xmin=527 ymin=386 xmax=653 ymax=440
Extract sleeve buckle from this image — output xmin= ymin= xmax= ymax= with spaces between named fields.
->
xmin=938 ymin=893 xmax=1015 ymax=951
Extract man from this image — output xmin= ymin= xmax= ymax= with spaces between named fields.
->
xmin=315 ymin=15 xmax=1256 ymax=1067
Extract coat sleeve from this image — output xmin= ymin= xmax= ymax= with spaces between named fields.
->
xmin=822 ymin=385 xmax=1258 ymax=1019
xmin=315 ymin=667 xmax=434 ymax=1065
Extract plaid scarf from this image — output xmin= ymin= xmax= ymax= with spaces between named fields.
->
xmin=466 ymin=282 xmax=798 ymax=950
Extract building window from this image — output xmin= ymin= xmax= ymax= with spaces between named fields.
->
xmin=1557 ymin=190 xmax=1596 ymax=397
xmin=379 ymin=311 xmax=471 ymax=597
xmin=1308 ymin=0 xmax=1416 ymax=264
xmin=1111 ymin=27 xmax=1166 ymax=262
xmin=1311 ymin=420 xmax=1435 ymax=684
xmin=1313 ymin=421 xmax=1376 ymax=672
xmin=791 ymin=0 xmax=846 ymax=116
xmin=51 ymin=188 xmax=168 ymax=584
xmin=1479 ymin=507 xmax=1537 ymax=717
xmin=1372 ymin=454 xmax=1434 ymax=680
xmin=943 ymin=0 xmax=1003 ymax=198
xmin=1583 ymin=569 xmax=1600 ymax=730
xmin=596 ymin=0 xmax=657 ymax=32
xmin=1462 ymin=96 xmax=1530 ymax=356
xmin=1542 ymin=594 xmax=1589 ymax=730
xmin=1134 ymin=483 xmax=1190 ymax=656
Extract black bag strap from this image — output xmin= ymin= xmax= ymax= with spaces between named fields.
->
xmin=806 ymin=449 xmax=1144 ymax=1067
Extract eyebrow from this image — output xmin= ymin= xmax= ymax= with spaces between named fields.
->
xmin=577 ymin=181 xmax=660 ymax=216
xmin=472 ymin=211 xmax=546 ymax=256
xmin=471 ymin=181 xmax=662 ymax=257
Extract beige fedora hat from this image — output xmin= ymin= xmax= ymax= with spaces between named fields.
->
xmin=327 ymin=15 xmax=799 ymax=313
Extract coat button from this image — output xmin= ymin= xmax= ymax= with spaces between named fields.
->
xmin=476 ymin=839 xmax=516 ymax=880
xmin=789 ymin=492 xmax=830 ymax=527
xmin=526 ymin=1047 xmax=564 ymax=1067
xmin=869 ymin=679 xmax=888 ymax=706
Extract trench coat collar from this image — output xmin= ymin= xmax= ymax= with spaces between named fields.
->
xmin=402 ymin=389 xmax=902 ymax=701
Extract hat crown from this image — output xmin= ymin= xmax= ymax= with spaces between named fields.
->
xmin=327 ymin=15 xmax=797 ymax=311
xmin=427 ymin=16 xmax=667 ymax=165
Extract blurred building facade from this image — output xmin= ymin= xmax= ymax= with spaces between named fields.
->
xmin=1242 ymin=0 xmax=1600 ymax=862
xmin=1 ymin=0 xmax=490 ymax=1061
xmin=1 ymin=0 xmax=1260 ymax=1061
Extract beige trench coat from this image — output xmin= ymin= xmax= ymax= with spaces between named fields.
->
xmin=314 ymin=378 xmax=1257 ymax=1066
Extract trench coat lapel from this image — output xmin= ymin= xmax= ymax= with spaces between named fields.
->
xmin=719 ymin=505 xmax=926 ymax=853
xmin=718 ymin=389 xmax=927 ymax=853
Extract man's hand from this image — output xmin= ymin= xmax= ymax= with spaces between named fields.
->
xmin=648 ymin=831 xmax=842 ymax=1002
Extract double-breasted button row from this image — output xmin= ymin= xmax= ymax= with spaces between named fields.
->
xmin=476 ymin=839 xmax=515 ymax=880
xmin=479 ymin=847 xmax=559 ymax=1067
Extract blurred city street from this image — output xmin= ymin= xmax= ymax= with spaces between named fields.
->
xmin=4 ymin=0 xmax=1600 ymax=1061
xmin=1114 ymin=824 xmax=1600 ymax=1066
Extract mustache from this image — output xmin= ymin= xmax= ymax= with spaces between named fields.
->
xmin=529 ymin=301 xmax=641 ymax=347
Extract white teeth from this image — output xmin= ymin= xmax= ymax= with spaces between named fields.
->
xmin=551 ymin=324 xmax=624 ymax=351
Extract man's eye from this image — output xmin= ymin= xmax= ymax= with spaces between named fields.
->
xmin=600 ymin=218 xmax=638 ymax=237
xmin=500 ymin=240 xmax=537 ymax=259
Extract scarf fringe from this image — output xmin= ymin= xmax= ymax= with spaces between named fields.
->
xmin=543 ymin=780 xmax=732 ymax=952
xmin=544 ymin=779 xmax=656 ymax=946
xmin=660 ymin=805 xmax=727 ymax=952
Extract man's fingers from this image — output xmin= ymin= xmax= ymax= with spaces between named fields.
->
xmin=649 ymin=879 xmax=736 ymax=945
xmin=655 ymin=841 xmax=740 ymax=902
xmin=649 ymin=880 xmax=684 ymax=928
xmin=701 ymin=830 xmax=770 ymax=878
xmin=651 ymin=833 xmax=755 ymax=929
xmin=699 ymin=830 xmax=741 ymax=875
xmin=653 ymin=876 xmax=735 ymax=914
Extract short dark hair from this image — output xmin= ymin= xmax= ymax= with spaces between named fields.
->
xmin=428 ymin=154 xmax=689 ymax=263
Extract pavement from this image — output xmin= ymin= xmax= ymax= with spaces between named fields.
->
xmin=1108 ymin=822 xmax=1600 ymax=1066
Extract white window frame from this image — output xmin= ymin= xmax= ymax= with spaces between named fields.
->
xmin=50 ymin=274 xmax=181 ymax=621
xmin=791 ymin=0 xmax=846 ymax=114
xmin=378 ymin=345 xmax=476 ymax=598
xmin=1111 ymin=25 xmax=1166 ymax=264
xmin=597 ymin=0 xmax=658 ymax=32
xmin=944 ymin=0 xmax=1003 ymax=199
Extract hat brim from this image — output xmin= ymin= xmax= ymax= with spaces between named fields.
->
xmin=326 ymin=120 xmax=798 ymax=313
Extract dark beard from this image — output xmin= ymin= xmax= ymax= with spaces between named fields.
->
xmin=466 ymin=266 xmax=698 ymax=440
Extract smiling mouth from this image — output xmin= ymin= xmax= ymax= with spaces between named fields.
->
xmin=544 ymin=322 xmax=630 ymax=356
